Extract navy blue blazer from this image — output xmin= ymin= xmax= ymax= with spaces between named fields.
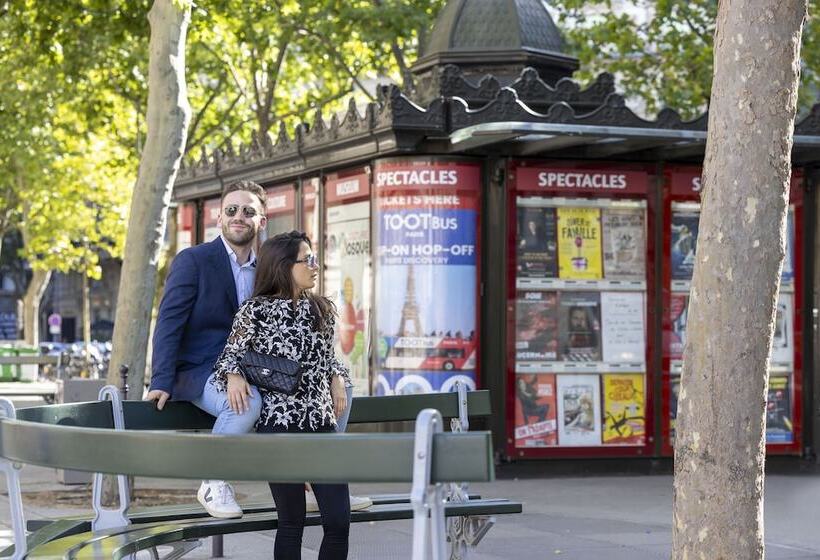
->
xmin=150 ymin=237 xmax=241 ymax=401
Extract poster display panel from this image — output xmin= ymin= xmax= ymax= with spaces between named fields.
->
xmin=514 ymin=374 xmax=558 ymax=447
xmin=324 ymin=201 xmax=371 ymax=396
xmin=767 ymin=376 xmax=793 ymax=443
xmin=515 ymin=291 xmax=558 ymax=361
xmin=374 ymin=159 xmax=480 ymax=395
xmin=557 ymin=207 xmax=602 ymax=279
xmin=601 ymin=292 xmax=645 ymax=363
xmin=602 ymin=208 xmax=646 ymax=278
xmin=516 ymin=207 xmax=557 ymax=278
xmin=302 ymin=178 xmax=320 ymax=246
xmin=558 ymin=292 xmax=602 ymax=362
xmin=602 ymin=373 xmax=645 ymax=445
xmin=556 ymin=374 xmax=602 ymax=446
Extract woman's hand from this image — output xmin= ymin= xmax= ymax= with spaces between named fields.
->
xmin=227 ymin=373 xmax=253 ymax=414
xmin=331 ymin=374 xmax=347 ymax=419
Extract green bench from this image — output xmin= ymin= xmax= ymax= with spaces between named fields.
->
xmin=0 ymin=386 xmax=520 ymax=559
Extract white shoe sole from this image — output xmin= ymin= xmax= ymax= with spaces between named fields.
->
xmin=197 ymin=495 xmax=243 ymax=519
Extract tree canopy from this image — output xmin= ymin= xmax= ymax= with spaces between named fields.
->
xmin=551 ymin=0 xmax=820 ymax=119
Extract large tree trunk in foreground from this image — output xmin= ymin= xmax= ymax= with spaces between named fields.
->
xmin=672 ymin=3 xmax=807 ymax=559
xmin=108 ymin=0 xmax=191 ymax=397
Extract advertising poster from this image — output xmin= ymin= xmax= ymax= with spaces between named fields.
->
xmin=665 ymin=294 xmax=689 ymax=360
xmin=557 ymin=374 xmax=602 ymax=446
xmin=516 ymin=206 xmax=557 ymax=278
xmin=302 ymin=178 xmax=320 ymax=246
xmin=602 ymin=208 xmax=646 ymax=279
xmin=202 ymin=198 xmax=221 ymax=243
xmin=782 ymin=209 xmax=795 ymax=284
xmin=514 ymin=374 xmax=558 ymax=447
xmin=374 ymin=159 xmax=480 ymax=395
xmin=772 ymin=293 xmax=794 ymax=365
xmin=670 ymin=376 xmax=681 ymax=441
xmin=558 ymin=292 xmax=602 ymax=362
xmin=602 ymin=373 xmax=645 ymax=445
xmin=766 ymin=376 xmax=793 ymax=443
xmin=176 ymin=203 xmax=194 ymax=254
xmin=671 ymin=210 xmax=700 ymax=280
xmin=324 ymin=201 xmax=371 ymax=396
xmin=601 ymin=292 xmax=645 ymax=363
xmin=557 ymin=207 xmax=602 ymax=279
xmin=264 ymin=184 xmax=296 ymax=241
xmin=515 ymin=291 xmax=559 ymax=361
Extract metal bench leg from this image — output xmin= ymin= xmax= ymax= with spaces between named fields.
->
xmin=92 ymin=386 xmax=131 ymax=532
xmin=411 ymin=409 xmax=446 ymax=560
xmin=0 ymin=399 xmax=27 ymax=560
xmin=445 ymin=381 xmax=496 ymax=560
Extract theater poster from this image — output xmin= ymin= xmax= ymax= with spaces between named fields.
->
xmin=557 ymin=207 xmax=602 ymax=279
xmin=202 ymin=198 xmax=221 ymax=243
xmin=325 ymin=197 xmax=371 ymax=397
xmin=515 ymin=374 xmax=558 ymax=447
xmin=373 ymin=158 xmax=480 ymax=395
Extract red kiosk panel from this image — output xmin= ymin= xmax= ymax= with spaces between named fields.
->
xmin=661 ymin=166 xmax=803 ymax=456
xmin=507 ymin=161 xmax=657 ymax=459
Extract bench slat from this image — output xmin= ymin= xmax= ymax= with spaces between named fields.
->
xmin=27 ymin=500 xmax=522 ymax=559
xmin=348 ymin=390 xmax=491 ymax=423
xmin=0 ymin=420 xmax=494 ymax=483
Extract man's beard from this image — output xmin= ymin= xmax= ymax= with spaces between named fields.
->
xmin=222 ymin=221 xmax=256 ymax=246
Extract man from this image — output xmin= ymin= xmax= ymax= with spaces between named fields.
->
xmin=147 ymin=180 xmax=268 ymax=519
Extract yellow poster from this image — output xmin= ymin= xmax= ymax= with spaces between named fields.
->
xmin=602 ymin=373 xmax=645 ymax=445
xmin=557 ymin=207 xmax=602 ymax=279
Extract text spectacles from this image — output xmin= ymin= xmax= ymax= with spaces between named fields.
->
xmin=295 ymin=254 xmax=319 ymax=269
xmin=223 ymin=204 xmax=259 ymax=219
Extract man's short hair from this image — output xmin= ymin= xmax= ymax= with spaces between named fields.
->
xmin=221 ymin=180 xmax=266 ymax=211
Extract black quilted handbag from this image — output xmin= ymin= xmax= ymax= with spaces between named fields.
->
xmin=239 ymin=350 xmax=304 ymax=395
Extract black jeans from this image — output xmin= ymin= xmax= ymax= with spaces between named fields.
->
xmin=257 ymin=422 xmax=350 ymax=560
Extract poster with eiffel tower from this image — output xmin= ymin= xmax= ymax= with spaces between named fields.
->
xmin=373 ymin=158 xmax=481 ymax=396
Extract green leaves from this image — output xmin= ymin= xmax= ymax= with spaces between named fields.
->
xmin=552 ymin=0 xmax=818 ymax=119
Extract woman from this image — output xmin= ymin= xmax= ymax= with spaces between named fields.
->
xmin=212 ymin=230 xmax=351 ymax=560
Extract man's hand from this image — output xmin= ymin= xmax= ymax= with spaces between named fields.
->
xmin=227 ymin=373 xmax=253 ymax=414
xmin=145 ymin=389 xmax=170 ymax=411
xmin=331 ymin=374 xmax=347 ymax=420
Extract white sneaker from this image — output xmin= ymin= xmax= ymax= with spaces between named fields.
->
xmin=349 ymin=495 xmax=373 ymax=511
xmin=197 ymin=480 xmax=243 ymax=519
xmin=304 ymin=491 xmax=372 ymax=512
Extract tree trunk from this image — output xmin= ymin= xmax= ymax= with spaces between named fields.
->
xmin=107 ymin=0 xmax=191 ymax=397
xmin=22 ymin=269 xmax=51 ymax=345
xmin=672 ymin=3 xmax=807 ymax=559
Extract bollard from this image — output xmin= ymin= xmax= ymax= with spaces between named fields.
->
xmin=212 ymin=535 xmax=224 ymax=557
xmin=119 ymin=364 xmax=129 ymax=401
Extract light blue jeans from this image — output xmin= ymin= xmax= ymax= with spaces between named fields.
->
xmin=335 ymin=385 xmax=354 ymax=433
xmin=192 ymin=372 xmax=263 ymax=435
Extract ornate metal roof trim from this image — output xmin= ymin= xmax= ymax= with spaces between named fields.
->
xmin=795 ymin=103 xmax=820 ymax=135
xmin=450 ymin=87 xmax=708 ymax=131
xmin=425 ymin=65 xmax=616 ymax=110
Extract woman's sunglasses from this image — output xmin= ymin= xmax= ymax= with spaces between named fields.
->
xmin=223 ymin=204 xmax=259 ymax=218
xmin=295 ymin=254 xmax=319 ymax=269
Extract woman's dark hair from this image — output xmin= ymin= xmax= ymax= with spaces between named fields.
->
xmin=253 ymin=230 xmax=335 ymax=330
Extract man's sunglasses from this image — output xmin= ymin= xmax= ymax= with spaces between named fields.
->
xmin=223 ymin=204 xmax=259 ymax=218
xmin=295 ymin=254 xmax=319 ymax=269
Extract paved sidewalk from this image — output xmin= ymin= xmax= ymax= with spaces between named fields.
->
xmin=2 ymin=463 xmax=820 ymax=559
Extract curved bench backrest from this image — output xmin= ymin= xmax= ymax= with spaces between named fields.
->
xmin=13 ymin=390 xmax=492 ymax=431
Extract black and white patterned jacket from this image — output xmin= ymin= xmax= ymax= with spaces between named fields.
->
xmin=212 ymin=295 xmax=351 ymax=430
